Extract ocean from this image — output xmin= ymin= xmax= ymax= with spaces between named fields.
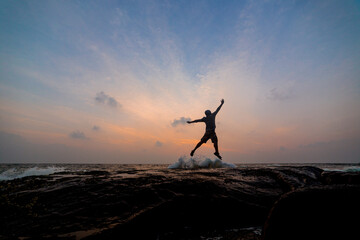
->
xmin=1 ymin=156 xmax=360 ymax=181
xmin=1 ymin=157 xmax=360 ymax=239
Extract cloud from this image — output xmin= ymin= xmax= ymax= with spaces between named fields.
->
xmin=92 ymin=125 xmax=100 ymax=131
xmin=267 ymin=87 xmax=294 ymax=101
xmin=155 ymin=140 xmax=163 ymax=147
xmin=171 ymin=117 xmax=191 ymax=127
xmin=107 ymin=96 xmax=118 ymax=107
xmin=95 ymin=91 xmax=107 ymax=104
xmin=95 ymin=91 xmax=120 ymax=108
xmin=69 ymin=131 xmax=89 ymax=140
xmin=267 ymin=81 xmax=295 ymax=101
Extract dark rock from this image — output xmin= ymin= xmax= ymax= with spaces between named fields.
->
xmin=262 ymin=185 xmax=360 ymax=240
xmin=321 ymin=171 xmax=360 ymax=185
xmin=3 ymin=166 xmax=356 ymax=239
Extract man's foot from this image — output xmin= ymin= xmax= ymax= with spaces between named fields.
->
xmin=190 ymin=150 xmax=195 ymax=157
xmin=214 ymin=152 xmax=222 ymax=160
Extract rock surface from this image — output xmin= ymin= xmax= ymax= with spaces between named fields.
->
xmin=262 ymin=185 xmax=360 ymax=240
xmin=0 ymin=165 xmax=359 ymax=239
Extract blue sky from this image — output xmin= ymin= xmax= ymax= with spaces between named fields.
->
xmin=0 ymin=0 xmax=359 ymax=163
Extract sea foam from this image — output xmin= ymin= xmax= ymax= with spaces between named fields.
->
xmin=0 ymin=166 xmax=65 ymax=181
xmin=168 ymin=156 xmax=236 ymax=169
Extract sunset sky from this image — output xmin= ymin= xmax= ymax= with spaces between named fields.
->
xmin=1 ymin=0 xmax=359 ymax=163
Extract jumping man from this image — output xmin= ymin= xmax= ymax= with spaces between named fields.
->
xmin=187 ymin=99 xmax=224 ymax=160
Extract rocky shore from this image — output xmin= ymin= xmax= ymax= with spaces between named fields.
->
xmin=1 ymin=165 xmax=359 ymax=239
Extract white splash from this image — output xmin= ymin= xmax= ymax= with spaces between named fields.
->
xmin=168 ymin=156 xmax=236 ymax=169
xmin=0 ymin=166 xmax=66 ymax=181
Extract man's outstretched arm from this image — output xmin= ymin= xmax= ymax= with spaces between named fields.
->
xmin=187 ymin=119 xmax=203 ymax=124
xmin=213 ymin=99 xmax=224 ymax=115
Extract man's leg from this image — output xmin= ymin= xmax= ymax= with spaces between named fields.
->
xmin=214 ymin=141 xmax=219 ymax=154
xmin=191 ymin=141 xmax=203 ymax=156
xmin=213 ymin=139 xmax=222 ymax=160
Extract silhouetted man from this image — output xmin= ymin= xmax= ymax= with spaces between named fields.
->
xmin=187 ymin=99 xmax=224 ymax=159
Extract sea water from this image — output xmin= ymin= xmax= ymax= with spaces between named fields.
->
xmin=0 ymin=160 xmax=359 ymax=181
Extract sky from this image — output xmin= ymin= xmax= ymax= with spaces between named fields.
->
xmin=0 ymin=0 xmax=359 ymax=164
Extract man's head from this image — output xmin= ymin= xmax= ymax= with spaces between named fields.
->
xmin=205 ymin=110 xmax=211 ymax=116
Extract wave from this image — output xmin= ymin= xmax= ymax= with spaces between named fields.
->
xmin=322 ymin=166 xmax=360 ymax=172
xmin=0 ymin=166 xmax=66 ymax=181
xmin=168 ymin=156 xmax=236 ymax=169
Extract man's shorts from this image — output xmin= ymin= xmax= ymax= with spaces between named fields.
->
xmin=201 ymin=130 xmax=218 ymax=143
